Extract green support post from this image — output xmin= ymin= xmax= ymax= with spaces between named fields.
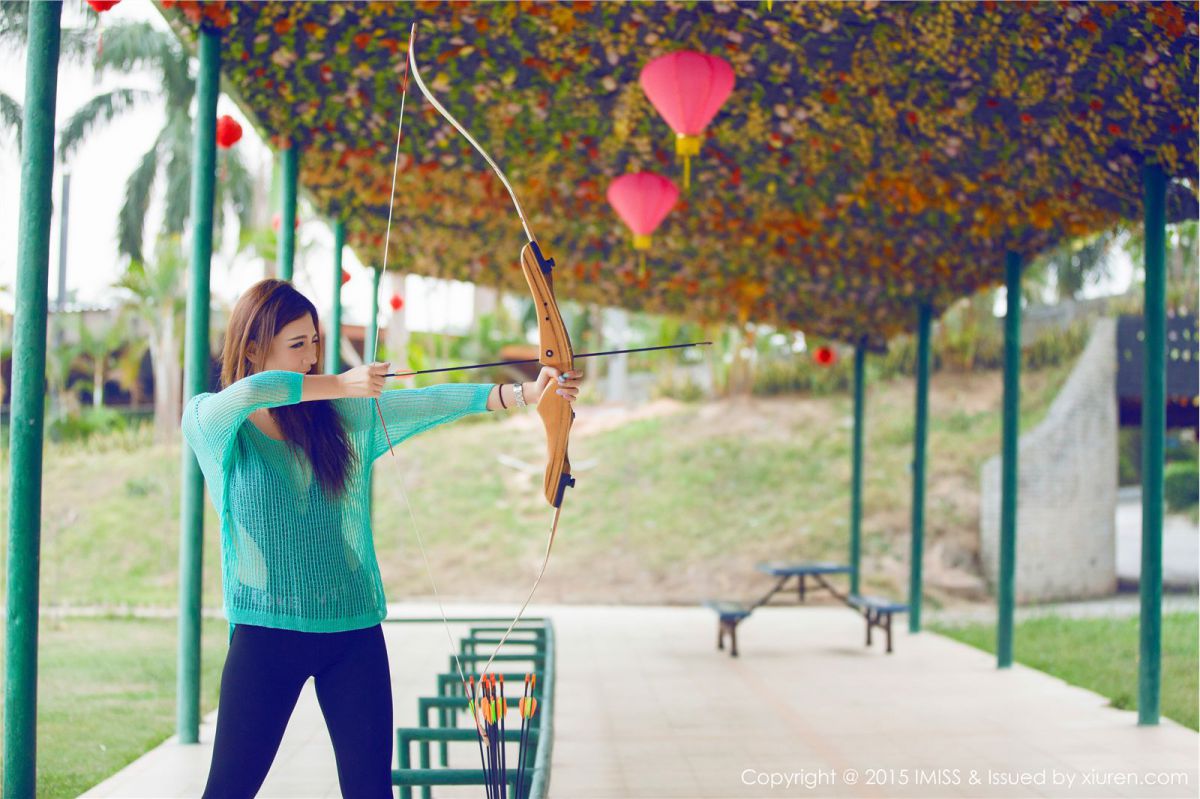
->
xmin=328 ymin=220 xmax=345 ymax=374
xmin=278 ymin=145 xmax=298 ymax=281
xmin=3 ymin=5 xmax=62 ymax=797
xmin=909 ymin=303 xmax=932 ymax=633
xmin=997 ymin=250 xmax=1022 ymax=668
xmin=367 ymin=267 xmax=383 ymax=364
xmin=177 ymin=27 xmax=220 ymax=744
xmin=1138 ymin=163 xmax=1166 ymax=726
xmin=849 ymin=339 xmax=866 ymax=595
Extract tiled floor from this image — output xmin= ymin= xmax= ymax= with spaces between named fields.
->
xmin=80 ymin=602 xmax=1199 ymax=799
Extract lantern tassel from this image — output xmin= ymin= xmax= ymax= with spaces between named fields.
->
xmin=675 ymin=134 xmax=701 ymax=193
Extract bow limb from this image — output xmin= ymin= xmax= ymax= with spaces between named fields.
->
xmin=409 ymin=27 xmax=576 ymax=679
xmin=409 ymin=29 xmax=576 ymax=510
xmin=407 ymin=32 xmax=534 ymax=243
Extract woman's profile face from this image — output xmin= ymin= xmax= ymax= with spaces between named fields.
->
xmin=261 ymin=314 xmax=319 ymax=374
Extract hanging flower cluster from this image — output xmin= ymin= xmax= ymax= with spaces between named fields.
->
xmin=159 ymin=1 xmax=1198 ymax=347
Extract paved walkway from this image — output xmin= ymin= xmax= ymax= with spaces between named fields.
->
xmin=1115 ymin=487 xmax=1199 ymax=590
xmin=81 ymin=603 xmax=1198 ymax=799
xmin=926 ymin=592 xmax=1198 ymax=626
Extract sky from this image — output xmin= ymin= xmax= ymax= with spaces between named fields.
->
xmin=1 ymin=1 xmax=1139 ymax=335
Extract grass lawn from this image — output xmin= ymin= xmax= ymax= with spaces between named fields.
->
xmin=930 ymin=612 xmax=1199 ymax=731
xmin=0 ymin=616 xmax=229 ymax=799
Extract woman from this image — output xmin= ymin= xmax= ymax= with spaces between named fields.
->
xmin=182 ymin=279 xmax=581 ymax=798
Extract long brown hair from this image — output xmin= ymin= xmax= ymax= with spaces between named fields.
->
xmin=220 ymin=279 xmax=357 ymax=498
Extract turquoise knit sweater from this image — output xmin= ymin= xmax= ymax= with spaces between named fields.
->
xmin=181 ymin=370 xmax=493 ymax=641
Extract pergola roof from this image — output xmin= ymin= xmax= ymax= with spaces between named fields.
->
xmin=160 ymin=1 xmax=1198 ymax=347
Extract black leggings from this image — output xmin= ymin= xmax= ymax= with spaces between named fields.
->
xmin=202 ymin=622 xmax=393 ymax=799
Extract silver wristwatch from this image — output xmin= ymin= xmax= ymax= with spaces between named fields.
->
xmin=512 ymin=382 xmax=527 ymax=408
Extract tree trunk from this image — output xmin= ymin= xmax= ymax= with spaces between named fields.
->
xmin=92 ymin=358 xmax=104 ymax=408
xmin=152 ymin=302 xmax=181 ymax=442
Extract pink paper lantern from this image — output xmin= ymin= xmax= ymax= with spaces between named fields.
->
xmin=607 ymin=173 xmax=679 ymax=246
xmin=607 ymin=172 xmax=679 ymax=275
xmin=640 ymin=51 xmax=735 ymax=188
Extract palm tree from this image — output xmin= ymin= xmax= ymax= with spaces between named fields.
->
xmin=1122 ymin=219 xmax=1199 ymax=310
xmin=0 ymin=3 xmax=98 ymax=150
xmin=1024 ymin=229 xmax=1119 ymax=304
xmin=74 ymin=310 xmax=130 ymax=408
xmin=1 ymin=7 xmax=253 ymax=259
xmin=113 ymin=235 xmax=187 ymax=441
xmin=44 ymin=335 xmax=86 ymax=424
xmin=110 ymin=334 xmax=151 ymax=411
xmin=56 ymin=20 xmax=253 ymax=262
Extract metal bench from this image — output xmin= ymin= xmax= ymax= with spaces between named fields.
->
xmin=704 ymin=561 xmax=908 ymax=656
xmin=847 ymin=594 xmax=909 ymax=653
xmin=703 ymin=599 xmax=754 ymax=657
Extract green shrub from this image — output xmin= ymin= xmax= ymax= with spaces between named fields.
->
xmin=1023 ymin=320 xmax=1091 ymax=371
xmin=46 ymin=407 xmax=128 ymax=443
xmin=1165 ymin=439 xmax=1199 ymax=464
xmin=653 ymin=373 xmax=705 ymax=402
xmin=1164 ymin=460 xmax=1199 ymax=512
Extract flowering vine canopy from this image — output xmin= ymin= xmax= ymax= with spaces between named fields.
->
xmin=160 ymin=0 xmax=1198 ymax=348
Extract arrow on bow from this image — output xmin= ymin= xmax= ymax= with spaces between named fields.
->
xmin=382 ymin=341 xmax=712 ymax=377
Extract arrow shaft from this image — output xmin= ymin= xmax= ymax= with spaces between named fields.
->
xmin=382 ymin=341 xmax=711 ymax=378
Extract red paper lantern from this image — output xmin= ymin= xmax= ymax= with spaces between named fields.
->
xmin=271 ymin=212 xmax=299 ymax=232
xmin=87 ymin=0 xmax=121 ymax=11
xmin=640 ymin=51 xmax=735 ymax=189
xmin=813 ymin=346 xmax=837 ymax=367
xmin=389 ymin=294 xmax=404 ymax=312
xmin=215 ymin=115 xmax=242 ymax=149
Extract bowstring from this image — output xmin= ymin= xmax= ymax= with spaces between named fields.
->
xmin=395 ymin=23 xmax=567 ymax=725
xmin=374 ymin=22 xmax=477 ymax=728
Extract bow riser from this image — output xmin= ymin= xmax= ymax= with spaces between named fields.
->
xmin=521 ymin=240 xmax=575 ymax=507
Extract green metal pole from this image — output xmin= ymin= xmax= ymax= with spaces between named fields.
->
xmin=909 ymin=303 xmax=931 ymax=633
xmin=3 ymin=5 xmax=61 ymax=796
xmin=367 ymin=266 xmax=383 ymax=363
xmin=1138 ymin=163 xmax=1166 ymax=726
xmin=278 ymin=145 xmax=298 ymax=282
xmin=177 ymin=27 xmax=220 ymax=745
xmin=328 ymin=220 xmax=345 ymax=373
xmin=849 ymin=340 xmax=866 ymax=596
xmin=997 ymin=250 xmax=1022 ymax=669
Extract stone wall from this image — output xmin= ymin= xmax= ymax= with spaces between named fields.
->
xmin=979 ymin=318 xmax=1117 ymax=603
